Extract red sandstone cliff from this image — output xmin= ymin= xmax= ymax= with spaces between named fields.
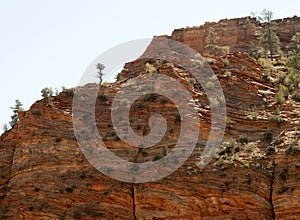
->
xmin=0 ymin=16 xmax=300 ymax=220
xmin=155 ymin=16 xmax=300 ymax=54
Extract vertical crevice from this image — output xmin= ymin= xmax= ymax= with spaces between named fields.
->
xmin=0 ymin=137 xmax=17 ymax=218
xmin=269 ymin=168 xmax=276 ymax=219
xmin=132 ymin=184 xmax=137 ymax=220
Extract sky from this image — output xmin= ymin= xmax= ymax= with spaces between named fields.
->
xmin=0 ymin=0 xmax=299 ymax=132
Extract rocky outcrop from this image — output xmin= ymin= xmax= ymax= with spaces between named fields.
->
xmin=1 ymin=49 xmax=299 ymax=219
xmin=155 ymin=16 xmax=300 ymax=54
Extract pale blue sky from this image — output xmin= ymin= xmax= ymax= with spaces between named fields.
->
xmin=0 ymin=0 xmax=299 ymax=131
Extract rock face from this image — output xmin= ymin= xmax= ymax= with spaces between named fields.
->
xmin=1 ymin=17 xmax=300 ymax=220
xmin=156 ymin=16 xmax=300 ymax=54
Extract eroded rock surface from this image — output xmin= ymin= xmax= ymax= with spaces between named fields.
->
xmin=1 ymin=17 xmax=300 ymax=220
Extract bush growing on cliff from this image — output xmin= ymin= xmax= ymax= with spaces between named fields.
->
xmin=204 ymin=27 xmax=230 ymax=56
xmin=2 ymin=123 xmax=8 ymax=132
xmin=250 ymin=42 xmax=263 ymax=60
xmin=269 ymin=114 xmax=284 ymax=126
xmin=41 ymin=87 xmax=53 ymax=106
xmin=287 ymin=32 xmax=300 ymax=71
xmin=9 ymin=99 xmax=24 ymax=127
xmin=292 ymin=91 xmax=300 ymax=102
xmin=145 ymin=63 xmax=157 ymax=73
xmin=258 ymin=58 xmax=275 ymax=80
xmin=248 ymin=105 xmax=259 ymax=120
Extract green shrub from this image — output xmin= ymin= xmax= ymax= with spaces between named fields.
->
xmin=209 ymin=97 xmax=220 ymax=109
xmin=274 ymin=107 xmax=281 ymax=115
xmin=249 ymin=105 xmax=259 ymax=120
xmin=145 ymin=63 xmax=157 ymax=73
xmin=221 ymin=58 xmax=230 ymax=67
xmin=2 ymin=123 xmax=8 ymax=132
xmin=292 ymin=91 xmax=300 ymax=102
xmin=279 ymin=85 xmax=289 ymax=98
xmin=269 ymin=114 xmax=284 ymax=126
xmin=275 ymin=91 xmax=285 ymax=104
xmin=41 ymin=87 xmax=53 ymax=106
xmin=276 ymin=72 xmax=286 ymax=85
xmin=205 ymin=81 xmax=215 ymax=90
xmin=249 ymin=111 xmax=259 ymax=120
xmin=224 ymin=71 xmax=232 ymax=77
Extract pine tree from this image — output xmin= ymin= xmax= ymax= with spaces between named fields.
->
xmin=287 ymin=32 xmax=300 ymax=70
xmin=9 ymin=99 xmax=24 ymax=127
xmin=41 ymin=87 xmax=53 ymax=106
xmin=259 ymin=9 xmax=281 ymax=60
xmin=2 ymin=123 xmax=8 ymax=132
xmin=96 ymin=63 xmax=105 ymax=85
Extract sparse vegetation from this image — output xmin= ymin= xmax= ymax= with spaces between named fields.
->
xmin=258 ymin=58 xmax=274 ymax=81
xmin=258 ymin=9 xmax=282 ymax=60
xmin=224 ymin=71 xmax=232 ymax=77
xmin=209 ymin=97 xmax=220 ymax=109
xmin=222 ymin=58 xmax=230 ymax=67
xmin=9 ymin=99 xmax=24 ymax=127
xmin=41 ymin=87 xmax=53 ymax=106
xmin=96 ymin=63 xmax=105 ymax=85
xmin=250 ymin=42 xmax=263 ymax=60
xmin=204 ymin=27 xmax=230 ymax=56
xmin=287 ymin=32 xmax=300 ymax=71
xmin=163 ymin=145 xmax=169 ymax=156
xmin=292 ymin=91 xmax=300 ymax=102
xmin=226 ymin=117 xmax=234 ymax=129
xmin=205 ymin=81 xmax=215 ymax=90
xmin=249 ymin=105 xmax=259 ymax=120
xmin=269 ymin=114 xmax=284 ymax=126
xmin=275 ymin=90 xmax=285 ymax=104
xmin=2 ymin=123 xmax=8 ymax=132
xmin=145 ymin=63 xmax=157 ymax=73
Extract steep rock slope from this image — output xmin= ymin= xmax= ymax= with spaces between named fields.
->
xmin=1 ymin=51 xmax=299 ymax=219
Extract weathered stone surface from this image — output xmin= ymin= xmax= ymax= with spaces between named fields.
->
xmin=1 ymin=17 xmax=300 ymax=220
xmin=154 ymin=16 xmax=300 ymax=55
